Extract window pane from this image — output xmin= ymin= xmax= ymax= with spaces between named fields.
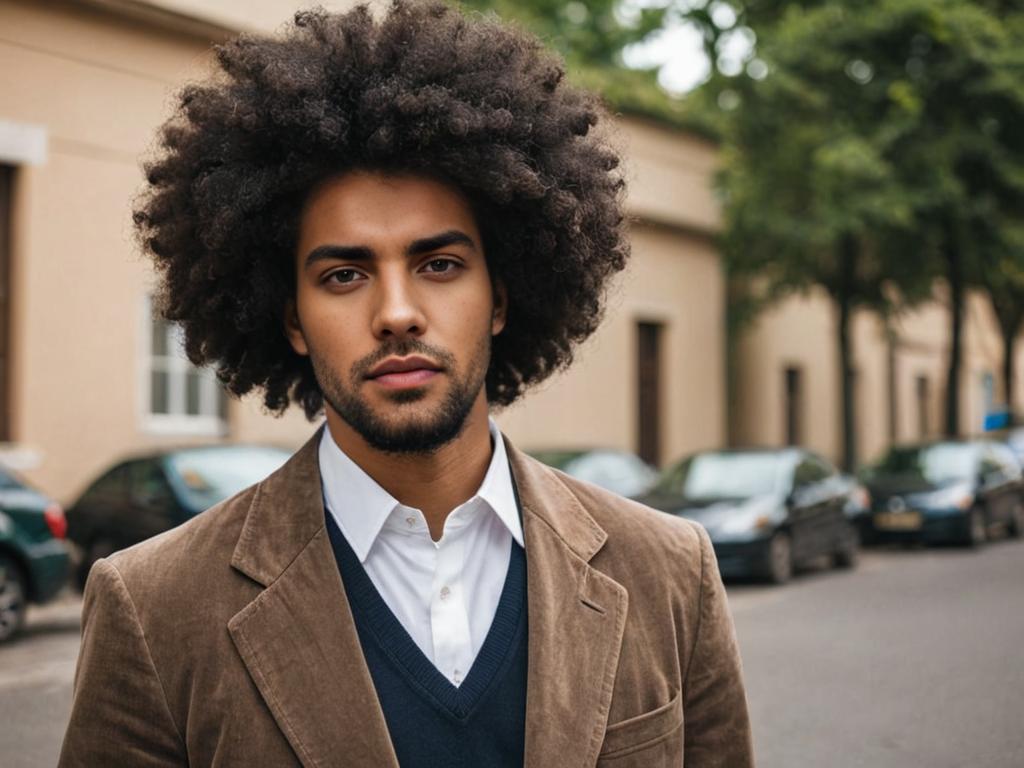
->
xmin=151 ymin=370 xmax=169 ymax=414
xmin=151 ymin=316 xmax=169 ymax=357
xmin=186 ymin=370 xmax=201 ymax=415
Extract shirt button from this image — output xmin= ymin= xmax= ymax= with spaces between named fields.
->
xmin=405 ymin=516 xmax=416 ymax=527
xmin=453 ymin=669 xmax=461 ymax=684
xmin=440 ymin=586 xmax=451 ymax=600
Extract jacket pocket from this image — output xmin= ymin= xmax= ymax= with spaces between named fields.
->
xmin=597 ymin=690 xmax=684 ymax=764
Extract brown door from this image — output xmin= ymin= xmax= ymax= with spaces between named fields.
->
xmin=784 ymin=366 xmax=803 ymax=446
xmin=0 ymin=166 xmax=12 ymax=442
xmin=637 ymin=322 xmax=663 ymax=466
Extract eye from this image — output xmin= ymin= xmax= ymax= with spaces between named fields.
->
xmin=421 ymin=258 xmax=460 ymax=275
xmin=325 ymin=268 xmax=365 ymax=285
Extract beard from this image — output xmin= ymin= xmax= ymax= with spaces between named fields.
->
xmin=309 ymin=335 xmax=490 ymax=455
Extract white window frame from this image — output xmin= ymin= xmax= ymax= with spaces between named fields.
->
xmin=140 ymin=295 xmax=226 ymax=436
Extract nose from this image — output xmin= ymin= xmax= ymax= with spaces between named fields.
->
xmin=370 ymin=267 xmax=426 ymax=340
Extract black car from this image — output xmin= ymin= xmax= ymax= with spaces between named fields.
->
xmin=860 ymin=440 xmax=1024 ymax=546
xmin=638 ymin=448 xmax=858 ymax=584
xmin=67 ymin=444 xmax=291 ymax=587
xmin=528 ymin=448 xmax=659 ymax=498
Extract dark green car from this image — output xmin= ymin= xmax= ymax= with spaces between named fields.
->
xmin=0 ymin=467 xmax=70 ymax=642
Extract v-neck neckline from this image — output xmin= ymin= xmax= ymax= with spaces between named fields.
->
xmin=326 ymin=513 xmax=527 ymax=722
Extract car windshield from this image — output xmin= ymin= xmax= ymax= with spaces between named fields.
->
xmin=167 ymin=446 xmax=291 ymax=512
xmin=0 ymin=467 xmax=24 ymax=490
xmin=656 ymin=453 xmax=789 ymax=500
xmin=866 ymin=443 xmax=977 ymax=485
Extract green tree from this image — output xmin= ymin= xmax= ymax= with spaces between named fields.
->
xmin=456 ymin=0 xmax=689 ymax=125
xmin=698 ymin=0 xmax=1024 ymax=457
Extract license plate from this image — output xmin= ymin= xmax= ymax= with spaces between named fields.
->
xmin=874 ymin=511 xmax=923 ymax=531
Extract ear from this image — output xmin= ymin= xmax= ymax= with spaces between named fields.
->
xmin=491 ymin=280 xmax=508 ymax=336
xmin=283 ymin=299 xmax=309 ymax=356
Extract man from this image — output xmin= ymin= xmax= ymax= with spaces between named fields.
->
xmin=59 ymin=3 xmax=753 ymax=766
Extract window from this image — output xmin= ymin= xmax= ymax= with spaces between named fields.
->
xmin=0 ymin=165 xmax=12 ymax=441
xmin=784 ymin=366 xmax=804 ymax=446
xmin=144 ymin=298 xmax=226 ymax=434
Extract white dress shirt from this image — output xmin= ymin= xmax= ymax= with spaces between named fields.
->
xmin=318 ymin=420 xmax=524 ymax=687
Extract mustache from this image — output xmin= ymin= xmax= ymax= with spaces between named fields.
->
xmin=351 ymin=339 xmax=456 ymax=380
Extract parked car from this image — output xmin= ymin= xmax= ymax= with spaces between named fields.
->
xmin=837 ymin=473 xmax=872 ymax=531
xmin=0 ymin=466 xmax=70 ymax=642
xmin=999 ymin=427 xmax=1024 ymax=467
xmin=67 ymin=444 xmax=291 ymax=588
xmin=859 ymin=439 xmax=1024 ymax=547
xmin=528 ymin=448 xmax=659 ymax=498
xmin=637 ymin=448 xmax=858 ymax=584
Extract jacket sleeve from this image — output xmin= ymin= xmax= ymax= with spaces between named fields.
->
xmin=682 ymin=524 xmax=755 ymax=767
xmin=58 ymin=558 xmax=186 ymax=767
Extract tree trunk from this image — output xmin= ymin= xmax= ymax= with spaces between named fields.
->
xmin=837 ymin=235 xmax=857 ymax=471
xmin=944 ymin=233 xmax=964 ymax=437
xmin=1003 ymin=329 xmax=1015 ymax=423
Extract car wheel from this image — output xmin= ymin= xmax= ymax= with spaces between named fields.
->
xmin=1009 ymin=502 xmax=1024 ymax=539
xmin=0 ymin=555 xmax=28 ymax=643
xmin=833 ymin=525 xmax=859 ymax=569
xmin=76 ymin=538 xmax=116 ymax=591
xmin=766 ymin=532 xmax=793 ymax=584
xmin=964 ymin=507 xmax=987 ymax=548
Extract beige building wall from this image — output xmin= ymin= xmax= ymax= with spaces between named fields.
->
xmin=732 ymin=285 xmax=1013 ymax=468
xmin=0 ymin=0 xmax=726 ymax=502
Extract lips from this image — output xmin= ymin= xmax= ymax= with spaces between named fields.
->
xmin=367 ymin=355 xmax=442 ymax=378
xmin=366 ymin=355 xmax=443 ymax=389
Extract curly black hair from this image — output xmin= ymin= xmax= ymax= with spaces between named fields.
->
xmin=134 ymin=0 xmax=628 ymax=418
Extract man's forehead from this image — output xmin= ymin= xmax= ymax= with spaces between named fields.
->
xmin=298 ymin=170 xmax=482 ymax=248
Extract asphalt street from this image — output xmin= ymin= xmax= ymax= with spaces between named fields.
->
xmin=1 ymin=540 xmax=1022 ymax=767
xmin=730 ymin=538 xmax=1024 ymax=768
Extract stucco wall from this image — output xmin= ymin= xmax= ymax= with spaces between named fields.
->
xmin=0 ymin=0 xmax=727 ymax=501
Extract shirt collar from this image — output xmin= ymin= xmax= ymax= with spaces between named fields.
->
xmin=318 ymin=419 xmax=524 ymax=562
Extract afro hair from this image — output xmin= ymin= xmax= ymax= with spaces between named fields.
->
xmin=134 ymin=0 xmax=629 ymax=418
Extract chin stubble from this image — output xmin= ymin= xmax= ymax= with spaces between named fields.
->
xmin=310 ymin=336 xmax=490 ymax=455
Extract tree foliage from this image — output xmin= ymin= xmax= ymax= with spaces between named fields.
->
xmin=456 ymin=0 xmax=691 ymax=127
xmin=694 ymin=0 xmax=1024 ymax=453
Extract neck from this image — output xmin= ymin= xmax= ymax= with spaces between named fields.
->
xmin=324 ymin=394 xmax=494 ymax=540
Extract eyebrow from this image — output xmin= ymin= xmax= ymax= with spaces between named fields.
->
xmin=303 ymin=229 xmax=477 ymax=269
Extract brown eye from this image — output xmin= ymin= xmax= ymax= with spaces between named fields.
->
xmin=328 ymin=269 xmax=361 ymax=284
xmin=423 ymin=259 xmax=457 ymax=274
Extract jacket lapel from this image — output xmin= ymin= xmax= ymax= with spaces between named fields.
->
xmin=226 ymin=430 xmax=399 ymax=768
xmin=507 ymin=440 xmax=629 ymax=768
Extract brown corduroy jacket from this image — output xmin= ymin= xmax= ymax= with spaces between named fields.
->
xmin=58 ymin=432 xmax=754 ymax=767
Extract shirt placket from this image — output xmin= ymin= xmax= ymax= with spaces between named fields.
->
xmin=430 ymin=531 xmax=472 ymax=686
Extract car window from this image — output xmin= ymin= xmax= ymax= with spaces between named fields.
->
xmin=166 ymin=446 xmax=290 ymax=512
xmin=992 ymin=444 xmax=1022 ymax=479
xmin=130 ymin=460 xmax=176 ymax=504
xmin=794 ymin=456 xmax=831 ymax=487
xmin=657 ymin=452 xmax=791 ymax=500
xmin=565 ymin=451 xmax=657 ymax=497
xmin=81 ymin=463 xmax=130 ymax=503
xmin=979 ymin=450 xmax=1003 ymax=479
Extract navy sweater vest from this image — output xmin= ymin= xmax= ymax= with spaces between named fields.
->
xmin=326 ymin=513 xmax=528 ymax=768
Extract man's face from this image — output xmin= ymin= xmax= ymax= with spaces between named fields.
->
xmin=287 ymin=172 xmax=506 ymax=454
